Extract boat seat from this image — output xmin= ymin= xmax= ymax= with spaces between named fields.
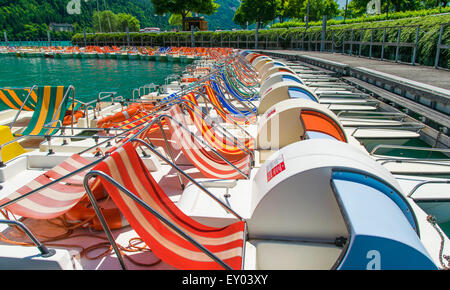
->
xmin=260 ymin=66 xmax=297 ymax=83
xmin=0 ymin=126 xmax=26 ymax=164
xmin=256 ymin=98 xmax=347 ymax=162
xmin=258 ymin=81 xmax=318 ymax=114
xmin=246 ymin=139 xmax=437 ymax=269
xmin=0 ymin=88 xmax=37 ymax=111
xmin=259 ymin=72 xmax=304 ymax=97
xmin=0 ymin=153 xmax=94 ymax=220
xmin=248 ymin=240 xmax=342 ymax=270
xmin=164 ymin=105 xmax=251 ymax=180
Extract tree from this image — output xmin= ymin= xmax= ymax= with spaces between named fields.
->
xmin=151 ymin=0 xmax=219 ymax=31
xmin=284 ymin=0 xmax=306 ymax=19
xmin=169 ymin=12 xmax=192 ymax=30
xmin=233 ymin=0 xmax=280 ymax=27
xmin=92 ymin=10 xmax=140 ymax=32
xmin=303 ymin=0 xmax=339 ymax=21
xmin=116 ymin=13 xmax=140 ymax=32
xmin=22 ymin=24 xmax=40 ymax=39
xmin=282 ymin=0 xmax=339 ymax=22
xmin=277 ymin=0 xmax=290 ymax=23
xmin=322 ymin=0 xmax=340 ymax=18
xmin=348 ymin=0 xmax=425 ymax=17
xmin=93 ymin=10 xmax=118 ymax=32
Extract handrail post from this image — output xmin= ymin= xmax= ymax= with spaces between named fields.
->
xmin=381 ymin=27 xmax=386 ymax=60
xmin=395 ymin=27 xmax=401 ymax=63
xmin=358 ymin=29 xmax=363 ymax=56
xmin=9 ymin=85 xmax=38 ymax=130
xmin=412 ymin=25 xmax=419 ymax=65
xmin=0 ymin=220 xmax=56 ymax=258
xmin=434 ymin=24 xmax=443 ymax=69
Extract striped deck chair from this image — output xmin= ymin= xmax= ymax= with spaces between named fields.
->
xmin=0 ymin=154 xmax=92 ymax=219
xmin=113 ymin=112 xmax=166 ymax=140
xmin=165 ymin=105 xmax=250 ymax=180
xmin=101 ymin=113 xmax=165 ymax=155
xmin=205 ymin=82 xmax=256 ymax=125
xmin=220 ymin=72 xmax=257 ymax=102
xmin=226 ymin=65 xmax=256 ymax=88
xmin=210 ymin=78 xmax=257 ymax=117
xmin=209 ymin=80 xmax=246 ymax=117
xmin=113 ymin=112 xmax=154 ymax=131
xmin=17 ymin=86 xmax=72 ymax=137
xmin=0 ymin=88 xmax=37 ymax=111
xmin=66 ymin=100 xmax=83 ymax=112
xmin=229 ymin=65 xmax=258 ymax=88
xmin=90 ymin=142 xmax=246 ymax=269
xmin=182 ymin=93 xmax=254 ymax=162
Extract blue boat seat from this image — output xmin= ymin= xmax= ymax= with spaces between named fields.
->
xmin=332 ymin=170 xmax=437 ymax=270
xmin=288 ymin=87 xmax=317 ymax=102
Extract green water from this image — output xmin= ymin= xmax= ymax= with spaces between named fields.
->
xmin=0 ymin=41 xmax=72 ymax=47
xmin=440 ymin=221 xmax=450 ymax=239
xmin=362 ymin=138 xmax=449 ymax=159
xmin=0 ymin=56 xmax=186 ymax=107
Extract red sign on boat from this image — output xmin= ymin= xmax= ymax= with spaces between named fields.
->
xmin=266 ymin=154 xmax=286 ymax=182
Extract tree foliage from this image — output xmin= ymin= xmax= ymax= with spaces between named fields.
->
xmin=151 ymin=0 xmax=219 ymax=30
xmin=347 ymin=0 xmax=449 ymax=17
xmin=233 ymin=0 xmax=280 ymax=27
xmin=169 ymin=12 xmax=192 ymax=29
xmin=0 ymin=0 xmax=161 ymax=39
xmin=234 ymin=0 xmax=340 ymax=26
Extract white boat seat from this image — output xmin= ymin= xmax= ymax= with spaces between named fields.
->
xmin=248 ymin=239 xmax=342 ymax=270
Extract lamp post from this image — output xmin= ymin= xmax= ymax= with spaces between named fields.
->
xmin=344 ymin=0 xmax=348 ymax=23
xmin=305 ymin=0 xmax=311 ymax=29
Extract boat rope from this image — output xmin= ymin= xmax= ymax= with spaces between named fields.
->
xmin=0 ymin=212 xmax=161 ymax=268
xmin=426 ymin=215 xmax=450 ymax=270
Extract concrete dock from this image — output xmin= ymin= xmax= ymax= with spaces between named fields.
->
xmin=257 ymin=49 xmax=450 ymax=142
xmin=261 ymin=50 xmax=450 ymax=90
xmin=258 ymin=50 xmax=450 ymax=116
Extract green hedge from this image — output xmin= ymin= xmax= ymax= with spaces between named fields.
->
xmin=272 ymin=7 xmax=450 ymax=29
xmin=72 ymin=14 xmax=449 ymax=68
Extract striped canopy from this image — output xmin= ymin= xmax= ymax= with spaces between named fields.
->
xmin=92 ymin=142 xmax=246 ymax=270
xmin=18 ymin=86 xmax=72 ymax=136
xmin=205 ymin=82 xmax=256 ymax=125
xmin=165 ymin=105 xmax=250 ymax=180
xmin=0 ymin=88 xmax=37 ymax=111
xmin=182 ymin=92 xmax=254 ymax=161
xmin=0 ymin=154 xmax=91 ymax=220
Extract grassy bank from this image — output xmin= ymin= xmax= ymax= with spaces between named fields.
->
xmin=271 ymin=7 xmax=450 ymax=29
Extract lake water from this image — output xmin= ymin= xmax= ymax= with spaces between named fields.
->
xmin=0 ymin=56 xmax=186 ymax=107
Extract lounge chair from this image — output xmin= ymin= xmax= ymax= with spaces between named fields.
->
xmin=84 ymin=142 xmax=246 ymax=270
xmin=13 ymin=86 xmax=74 ymax=137
xmin=0 ymin=88 xmax=37 ymax=111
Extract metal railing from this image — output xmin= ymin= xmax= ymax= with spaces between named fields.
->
xmin=434 ymin=22 xmax=450 ymax=68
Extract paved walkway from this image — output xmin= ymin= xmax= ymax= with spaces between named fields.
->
xmin=261 ymin=50 xmax=450 ymax=91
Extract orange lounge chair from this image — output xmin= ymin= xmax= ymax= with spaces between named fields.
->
xmin=165 ymin=105 xmax=250 ymax=180
xmin=86 ymin=142 xmax=246 ymax=270
xmin=203 ymin=82 xmax=256 ymax=125
xmin=0 ymin=154 xmax=94 ymax=220
xmin=182 ymin=92 xmax=254 ymax=162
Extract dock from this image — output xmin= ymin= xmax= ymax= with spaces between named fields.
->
xmin=257 ymin=50 xmax=450 ymax=140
